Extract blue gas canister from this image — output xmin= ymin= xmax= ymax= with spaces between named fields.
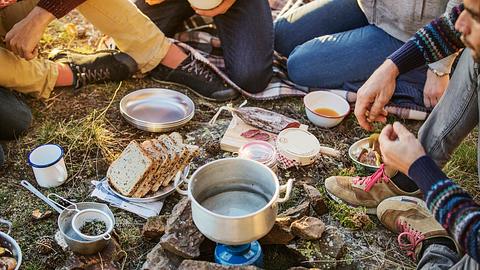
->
xmin=214 ymin=241 xmax=264 ymax=267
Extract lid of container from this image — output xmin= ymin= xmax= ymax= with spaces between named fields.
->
xmin=238 ymin=141 xmax=276 ymax=164
xmin=276 ymin=128 xmax=320 ymax=158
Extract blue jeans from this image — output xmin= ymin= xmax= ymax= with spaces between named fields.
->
xmin=274 ymin=0 xmax=427 ymax=106
xmin=135 ymin=0 xmax=274 ymax=94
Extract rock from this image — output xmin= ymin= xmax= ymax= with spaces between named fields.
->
xmin=279 ymin=201 xmax=310 ymax=220
xmin=290 ymin=217 xmax=325 ymax=240
xmin=63 ymin=238 xmax=124 ymax=270
xmin=286 ymin=226 xmax=346 ymax=269
xmin=177 ymin=260 xmax=261 ymax=269
xmin=160 ymin=198 xmax=205 ymax=258
xmin=259 ymin=217 xmax=294 ymax=245
xmin=288 ymin=267 xmax=315 ymax=270
xmin=303 ymin=184 xmax=328 ymax=215
xmin=142 ymin=243 xmax=183 ymax=270
xmin=142 ymin=215 xmax=167 ymax=239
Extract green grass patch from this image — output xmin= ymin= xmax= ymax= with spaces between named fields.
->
xmin=444 ymin=129 xmax=479 ymax=200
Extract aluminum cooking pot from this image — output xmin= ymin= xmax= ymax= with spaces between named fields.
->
xmin=0 ymin=218 xmax=22 ymax=270
xmin=177 ymin=158 xmax=293 ymax=245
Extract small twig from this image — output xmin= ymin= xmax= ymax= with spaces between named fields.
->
xmin=119 ymin=250 xmax=128 ymax=270
xmin=98 ymin=251 xmax=104 ymax=270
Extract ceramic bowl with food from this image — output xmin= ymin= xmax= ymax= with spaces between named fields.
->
xmin=348 ymin=137 xmax=381 ymax=172
xmin=304 ymin=91 xmax=350 ymax=128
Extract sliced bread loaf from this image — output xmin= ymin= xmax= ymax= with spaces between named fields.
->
xmin=107 ymin=140 xmax=154 ymax=196
xmin=131 ymin=140 xmax=164 ymax=198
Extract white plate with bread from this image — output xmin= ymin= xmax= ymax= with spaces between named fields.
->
xmin=106 ymin=132 xmax=200 ymax=202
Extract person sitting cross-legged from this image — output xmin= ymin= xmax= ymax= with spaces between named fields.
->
xmin=326 ymin=1 xmax=480 ymax=267
xmin=0 ymin=0 xmax=239 ymax=166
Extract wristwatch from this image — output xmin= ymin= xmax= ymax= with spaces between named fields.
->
xmin=428 ymin=67 xmax=449 ymax=77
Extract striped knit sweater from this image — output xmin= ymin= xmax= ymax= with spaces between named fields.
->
xmin=408 ymin=156 xmax=480 ymax=263
xmin=37 ymin=0 xmax=87 ymax=18
xmin=389 ymin=4 xmax=465 ymax=74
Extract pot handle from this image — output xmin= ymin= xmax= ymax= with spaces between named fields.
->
xmin=0 ymin=218 xmax=12 ymax=235
xmin=276 ymin=178 xmax=294 ymax=203
xmin=175 ymin=172 xmax=190 ymax=196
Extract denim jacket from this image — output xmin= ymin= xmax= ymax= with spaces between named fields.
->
xmin=358 ymin=0 xmax=462 ymax=73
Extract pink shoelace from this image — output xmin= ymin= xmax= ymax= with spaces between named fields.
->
xmin=396 ymin=220 xmax=426 ymax=260
xmin=352 ymin=164 xmax=389 ymax=192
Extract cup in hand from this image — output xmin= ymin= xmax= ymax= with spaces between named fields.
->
xmin=28 ymin=144 xmax=68 ymax=188
xmin=187 ymin=0 xmax=222 ymax=9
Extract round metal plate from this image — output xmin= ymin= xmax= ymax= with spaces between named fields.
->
xmin=120 ymin=88 xmax=195 ymax=132
xmin=106 ymin=165 xmax=190 ymax=203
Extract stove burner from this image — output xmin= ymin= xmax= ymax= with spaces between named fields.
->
xmin=215 ymin=241 xmax=263 ymax=267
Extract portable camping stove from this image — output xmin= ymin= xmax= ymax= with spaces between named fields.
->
xmin=214 ymin=241 xmax=263 ymax=267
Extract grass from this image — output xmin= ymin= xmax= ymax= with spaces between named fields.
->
xmin=444 ymin=128 xmax=479 ymax=200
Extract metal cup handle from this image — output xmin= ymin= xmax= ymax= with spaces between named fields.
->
xmin=276 ymin=178 xmax=294 ymax=203
xmin=0 ymin=218 xmax=12 ymax=235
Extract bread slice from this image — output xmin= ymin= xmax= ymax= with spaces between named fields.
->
xmin=131 ymin=140 xmax=164 ymax=198
xmin=107 ymin=140 xmax=154 ymax=196
xmin=133 ymin=136 xmax=172 ymax=197
xmin=163 ymin=144 xmax=200 ymax=187
xmin=159 ymin=133 xmax=189 ymax=187
xmin=151 ymin=135 xmax=184 ymax=192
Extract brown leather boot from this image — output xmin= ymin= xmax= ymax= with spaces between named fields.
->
xmin=377 ymin=196 xmax=458 ymax=260
xmin=325 ymin=164 xmax=422 ymax=214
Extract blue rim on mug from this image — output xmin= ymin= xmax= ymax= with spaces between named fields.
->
xmin=27 ymin=144 xmax=64 ymax=168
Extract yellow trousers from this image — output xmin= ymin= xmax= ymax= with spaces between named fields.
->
xmin=0 ymin=0 xmax=170 ymax=99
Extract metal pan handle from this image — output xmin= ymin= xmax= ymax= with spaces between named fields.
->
xmin=21 ymin=180 xmax=64 ymax=214
xmin=47 ymin=193 xmax=79 ymax=212
xmin=0 ymin=218 xmax=12 ymax=235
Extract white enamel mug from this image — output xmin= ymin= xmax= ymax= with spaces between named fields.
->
xmin=28 ymin=144 xmax=68 ymax=188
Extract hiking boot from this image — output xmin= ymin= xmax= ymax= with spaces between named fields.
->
xmin=49 ymin=49 xmax=138 ymax=90
xmin=377 ymin=196 xmax=458 ymax=260
xmin=150 ymin=53 xmax=240 ymax=102
xmin=324 ymin=164 xmax=422 ymax=214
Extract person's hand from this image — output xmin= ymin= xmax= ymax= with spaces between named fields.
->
xmin=193 ymin=0 xmax=236 ymax=17
xmin=423 ymin=69 xmax=449 ymax=108
xmin=5 ymin=7 xmax=54 ymax=60
xmin=0 ymin=0 xmax=17 ymax=9
xmin=355 ymin=60 xmax=399 ymax=131
xmin=378 ymin=122 xmax=426 ymax=175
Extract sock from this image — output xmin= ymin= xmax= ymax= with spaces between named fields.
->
xmin=391 ymin=173 xmax=419 ymax=192
xmin=55 ymin=63 xmax=74 ymax=87
xmin=419 ymin=237 xmax=457 ymax=258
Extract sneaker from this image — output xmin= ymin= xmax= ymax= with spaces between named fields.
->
xmin=150 ymin=53 xmax=240 ymax=102
xmin=324 ymin=164 xmax=422 ymax=214
xmin=377 ymin=196 xmax=457 ymax=260
xmin=49 ymin=49 xmax=138 ymax=90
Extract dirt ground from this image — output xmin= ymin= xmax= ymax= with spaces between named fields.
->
xmin=0 ymin=11 xmax=477 ymax=270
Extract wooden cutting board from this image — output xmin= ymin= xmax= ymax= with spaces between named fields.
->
xmin=220 ymin=115 xmax=307 ymax=152
xmin=220 ymin=115 xmax=341 ymax=158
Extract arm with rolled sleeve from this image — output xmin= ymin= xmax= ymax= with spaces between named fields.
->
xmin=389 ymin=3 xmax=465 ymax=74
xmin=408 ymin=156 xmax=480 ymax=263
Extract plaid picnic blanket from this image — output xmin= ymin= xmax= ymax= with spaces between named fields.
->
xmin=172 ymin=0 xmax=428 ymax=121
